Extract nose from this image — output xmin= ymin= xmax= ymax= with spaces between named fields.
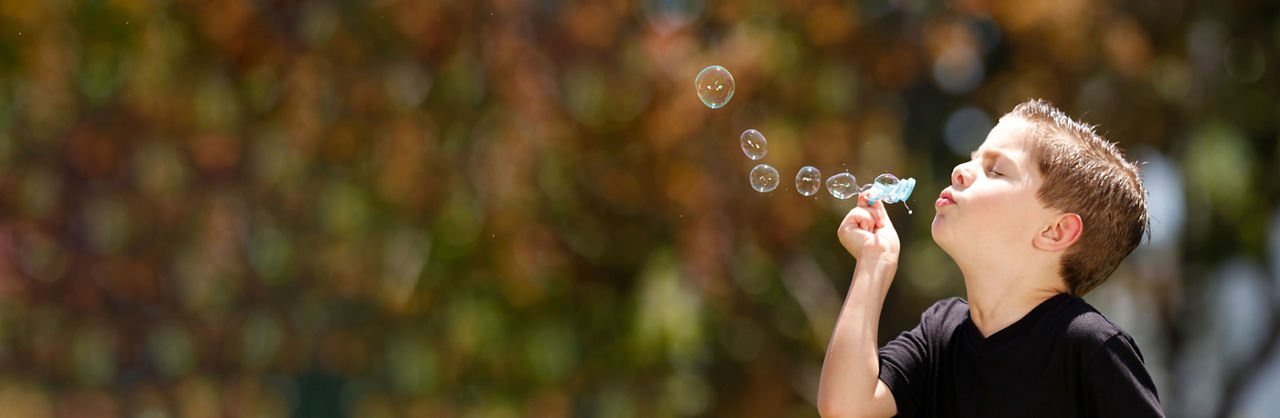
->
xmin=951 ymin=163 xmax=973 ymax=188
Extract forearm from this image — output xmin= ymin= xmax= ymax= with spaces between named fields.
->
xmin=817 ymin=259 xmax=897 ymax=417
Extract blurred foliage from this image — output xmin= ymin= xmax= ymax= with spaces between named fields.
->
xmin=0 ymin=0 xmax=1277 ymax=417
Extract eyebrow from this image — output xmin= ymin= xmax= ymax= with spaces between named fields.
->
xmin=970 ymin=149 xmax=1007 ymax=161
xmin=971 ymin=149 xmax=1017 ymax=168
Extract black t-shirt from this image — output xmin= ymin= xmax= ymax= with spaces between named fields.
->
xmin=878 ymin=294 xmax=1163 ymax=417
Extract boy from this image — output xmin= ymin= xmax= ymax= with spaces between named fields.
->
xmin=817 ymin=99 xmax=1163 ymax=417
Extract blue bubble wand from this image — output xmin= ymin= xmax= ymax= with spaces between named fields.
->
xmin=829 ymin=172 xmax=916 ymax=213
xmin=864 ymin=173 xmax=916 ymax=205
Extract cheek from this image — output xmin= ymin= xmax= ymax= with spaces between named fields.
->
xmin=989 ymin=196 xmax=1044 ymax=239
xmin=960 ymin=195 xmax=1026 ymax=236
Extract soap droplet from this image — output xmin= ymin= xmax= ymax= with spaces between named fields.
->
xmin=795 ymin=166 xmax=821 ymax=196
xmin=749 ymin=164 xmax=779 ymax=193
xmin=826 ymin=172 xmax=858 ymax=199
xmin=694 ymin=65 xmax=735 ymax=109
xmin=740 ymin=129 xmax=767 ymax=160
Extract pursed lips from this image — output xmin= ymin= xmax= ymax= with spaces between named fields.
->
xmin=936 ymin=189 xmax=956 ymax=207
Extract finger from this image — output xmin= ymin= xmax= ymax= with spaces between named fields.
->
xmin=848 ymin=206 xmax=869 ymax=227
xmin=871 ymin=199 xmax=895 ymax=231
xmin=858 ymin=192 xmax=894 ymax=230
xmin=842 ymin=206 xmax=872 ymax=231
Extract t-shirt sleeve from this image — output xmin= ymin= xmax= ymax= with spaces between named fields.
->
xmin=878 ymin=300 xmax=953 ymax=417
xmin=878 ymin=324 xmax=928 ymax=416
xmin=1084 ymin=334 xmax=1164 ymax=417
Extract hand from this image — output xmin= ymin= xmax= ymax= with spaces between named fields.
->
xmin=837 ymin=192 xmax=901 ymax=265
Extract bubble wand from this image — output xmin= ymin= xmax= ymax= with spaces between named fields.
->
xmin=827 ymin=172 xmax=917 ymax=213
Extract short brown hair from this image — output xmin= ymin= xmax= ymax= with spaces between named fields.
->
xmin=1004 ymin=99 xmax=1148 ymax=296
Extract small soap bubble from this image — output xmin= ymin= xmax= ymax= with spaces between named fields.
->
xmin=750 ymin=164 xmax=779 ymax=193
xmin=826 ymin=172 xmax=858 ymax=199
xmin=695 ymin=65 xmax=735 ymax=109
xmin=795 ymin=166 xmax=821 ymax=196
xmin=740 ymin=129 xmax=767 ymax=160
xmin=874 ymin=173 xmax=899 ymax=188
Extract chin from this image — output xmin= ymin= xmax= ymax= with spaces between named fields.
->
xmin=930 ymin=217 xmax=957 ymax=251
xmin=930 ymin=220 xmax=946 ymax=246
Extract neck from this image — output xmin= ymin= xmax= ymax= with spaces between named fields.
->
xmin=957 ymin=258 xmax=1066 ymax=338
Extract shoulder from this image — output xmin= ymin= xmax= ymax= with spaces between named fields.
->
xmin=919 ymin=297 xmax=970 ymax=332
xmin=1056 ymin=299 xmax=1162 ymax=412
xmin=1061 ymin=297 xmax=1125 ymax=343
xmin=1057 ymin=296 xmax=1143 ymax=361
xmin=923 ymin=296 xmax=969 ymax=316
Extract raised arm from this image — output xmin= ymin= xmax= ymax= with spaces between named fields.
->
xmin=818 ymin=194 xmax=900 ymax=418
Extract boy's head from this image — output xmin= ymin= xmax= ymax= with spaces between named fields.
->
xmin=931 ymin=99 xmax=1148 ymax=296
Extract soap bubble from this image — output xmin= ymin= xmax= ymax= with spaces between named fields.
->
xmin=874 ymin=173 xmax=899 ymax=188
xmin=826 ymin=172 xmax=858 ymax=199
xmin=740 ymin=129 xmax=767 ymax=160
xmin=795 ymin=166 xmax=821 ymax=196
xmin=749 ymin=164 xmax=779 ymax=193
xmin=695 ymin=65 xmax=735 ymax=109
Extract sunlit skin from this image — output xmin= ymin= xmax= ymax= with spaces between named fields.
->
xmin=932 ymin=117 xmax=1080 ymax=337
xmin=819 ymin=116 xmax=1084 ymax=417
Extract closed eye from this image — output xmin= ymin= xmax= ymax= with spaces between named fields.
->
xmin=972 ymin=149 xmax=1015 ymax=178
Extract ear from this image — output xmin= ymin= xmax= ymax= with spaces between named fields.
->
xmin=1033 ymin=212 xmax=1082 ymax=252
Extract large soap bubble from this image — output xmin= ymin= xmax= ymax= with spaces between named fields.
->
xmin=695 ymin=65 xmax=735 ymax=109
xmin=826 ymin=172 xmax=859 ymax=200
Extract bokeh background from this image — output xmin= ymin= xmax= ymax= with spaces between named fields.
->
xmin=0 ymin=0 xmax=1277 ymax=416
